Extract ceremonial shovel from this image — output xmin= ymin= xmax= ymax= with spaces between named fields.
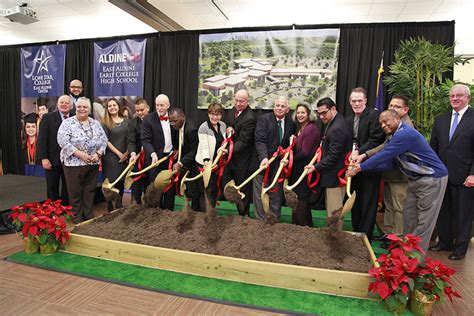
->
xmin=223 ymin=155 xmax=278 ymax=206
xmin=261 ymin=136 xmax=295 ymax=217
xmin=123 ymin=152 xmax=173 ymax=189
xmin=180 ymin=140 xmax=230 ymax=196
xmin=283 ymin=146 xmax=322 ymax=209
xmin=102 ymin=160 xmax=135 ymax=201
xmin=154 ymin=126 xmax=183 ymax=190
xmin=340 ymin=144 xmax=357 ymax=219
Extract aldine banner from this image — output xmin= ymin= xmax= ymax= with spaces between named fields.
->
xmin=93 ymin=38 xmax=147 ymax=97
xmin=20 ymin=44 xmax=66 ymax=97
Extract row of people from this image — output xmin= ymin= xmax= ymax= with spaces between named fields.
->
xmin=35 ymin=84 xmax=472 ymax=260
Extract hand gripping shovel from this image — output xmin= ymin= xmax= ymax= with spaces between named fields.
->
xmin=154 ymin=127 xmax=183 ymax=191
xmin=124 ymin=152 xmax=173 ymax=189
xmin=283 ymin=144 xmax=322 ymax=209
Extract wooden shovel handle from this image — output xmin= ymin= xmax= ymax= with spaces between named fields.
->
xmin=129 ymin=153 xmax=171 ymax=176
xmin=263 ymin=150 xmax=290 ymax=193
xmin=235 ymin=155 xmax=278 ymax=190
xmin=286 ymin=150 xmax=321 ymax=190
xmin=110 ymin=161 xmax=135 ymax=186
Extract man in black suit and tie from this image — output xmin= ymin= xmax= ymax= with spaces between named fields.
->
xmin=253 ymin=96 xmax=296 ymax=221
xmin=37 ymin=95 xmax=72 ymax=204
xmin=168 ymin=108 xmax=201 ymax=211
xmin=306 ymin=97 xmax=352 ymax=220
xmin=127 ymin=98 xmax=150 ymax=204
xmin=346 ymin=87 xmax=385 ymax=241
xmin=141 ymin=94 xmax=175 ymax=210
xmin=224 ymin=89 xmax=257 ymax=216
xmin=430 ymin=84 xmax=474 ymax=260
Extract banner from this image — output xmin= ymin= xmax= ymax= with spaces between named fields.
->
xmin=20 ymin=44 xmax=66 ymax=97
xmin=198 ymin=29 xmax=340 ymax=109
xmin=93 ymin=38 xmax=147 ymax=97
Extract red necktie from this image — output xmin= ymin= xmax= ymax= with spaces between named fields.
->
xmin=160 ymin=115 xmax=168 ymax=121
xmin=63 ymin=114 xmax=68 ymax=120
xmin=234 ymin=111 xmax=240 ymax=119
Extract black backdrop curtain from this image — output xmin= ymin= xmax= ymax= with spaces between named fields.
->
xmin=0 ymin=21 xmax=454 ymax=175
xmin=336 ymin=21 xmax=455 ymax=116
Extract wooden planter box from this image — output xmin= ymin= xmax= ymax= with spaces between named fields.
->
xmin=63 ymin=220 xmax=378 ymax=299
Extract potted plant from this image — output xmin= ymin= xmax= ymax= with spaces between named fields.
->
xmin=368 ymin=234 xmax=423 ymax=314
xmin=411 ymin=257 xmax=461 ymax=316
xmin=384 ymin=37 xmax=472 ymax=138
xmin=369 ymin=234 xmax=462 ymax=315
xmin=9 ymin=200 xmax=73 ymax=255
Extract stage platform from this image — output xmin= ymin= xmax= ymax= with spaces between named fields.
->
xmin=0 ymin=175 xmax=47 ymax=211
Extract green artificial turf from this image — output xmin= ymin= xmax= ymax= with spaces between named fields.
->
xmin=8 ymin=198 xmax=403 ymax=315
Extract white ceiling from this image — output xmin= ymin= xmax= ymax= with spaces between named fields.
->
xmin=0 ymin=0 xmax=473 ymax=54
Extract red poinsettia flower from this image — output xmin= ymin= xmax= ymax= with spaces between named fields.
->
xmin=386 ymin=234 xmax=425 ymax=255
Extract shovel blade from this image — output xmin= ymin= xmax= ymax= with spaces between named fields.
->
xmin=283 ymin=186 xmax=298 ymax=209
xmin=341 ymin=192 xmax=356 ymax=218
xmin=202 ymin=163 xmax=212 ymax=188
xmin=154 ymin=170 xmax=174 ymax=190
xmin=261 ymin=191 xmax=270 ymax=215
xmin=102 ymin=178 xmax=111 ymax=190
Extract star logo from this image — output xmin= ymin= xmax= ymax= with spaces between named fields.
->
xmin=33 ymin=50 xmax=52 ymax=74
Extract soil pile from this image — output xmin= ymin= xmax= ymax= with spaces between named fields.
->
xmin=73 ymin=205 xmax=372 ymax=273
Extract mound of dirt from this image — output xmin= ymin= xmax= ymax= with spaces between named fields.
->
xmin=73 ymin=205 xmax=373 ymax=273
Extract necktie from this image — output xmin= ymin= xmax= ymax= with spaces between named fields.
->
xmin=449 ymin=112 xmax=459 ymax=140
xmin=160 ymin=115 xmax=168 ymax=121
xmin=353 ymin=115 xmax=360 ymax=139
xmin=63 ymin=114 xmax=68 ymax=120
xmin=277 ymin=120 xmax=283 ymax=144
xmin=234 ymin=111 xmax=240 ymax=119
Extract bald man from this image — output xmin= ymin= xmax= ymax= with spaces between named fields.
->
xmin=68 ymin=79 xmax=84 ymax=116
xmin=141 ymin=94 xmax=176 ymax=210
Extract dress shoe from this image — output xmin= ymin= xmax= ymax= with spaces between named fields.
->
xmin=428 ymin=244 xmax=452 ymax=252
xmin=448 ymin=253 xmax=466 ymax=260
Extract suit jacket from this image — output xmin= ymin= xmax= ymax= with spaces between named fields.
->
xmin=37 ymin=111 xmax=64 ymax=166
xmin=127 ymin=116 xmax=143 ymax=155
xmin=315 ymin=113 xmax=352 ymax=188
xmin=253 ymin=112 xmax=297 ymax=172
xmin=346 ymin=107 xmax=385 ymax=154
xmin=141 ymin=112 xmax=171 ymax=164
xmin=223 ymin=106 xmax=257 ymax=169
xmin=430 ymin=107 xmax=474 ymax=185
xmin=172 ymin=120 xmax=199 ymax=171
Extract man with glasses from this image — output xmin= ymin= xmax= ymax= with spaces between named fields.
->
xmin=68 ymin=79 xmax=84 ymax=116
xmin=355 ymin=95 xmax=413 ymax=237
xmin=141 ymin=94 xmax=175 ymax=210
xmin=346 ymin=87 xmax=385 ymax=241
xmin=306 ymin=97 xmax=352 ymax=221
xmin=430 ymin=84 xmax=474 ymax=260
xmin=223 ymin=89 xmax=256 ymax=216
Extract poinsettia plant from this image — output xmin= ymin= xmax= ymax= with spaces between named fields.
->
xmin=414 ymin=256 xmax=461 ymax=303
xmin=9 ymin=200 xmax=73 ymax=246
xmin=368 ymin=234 xmax=461 ymax=312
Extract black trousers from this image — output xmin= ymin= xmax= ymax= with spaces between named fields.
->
xmin=350 ymin=171 xmax=381 ymax=241
xmin=131 ymin=174 xmax=150 ymax=204
xmin=437 ymin=183 xmax=474 ymax=255
xmin=44 ymin=165 xmax=69 ymax=205
xmin=63 ymin=165 xmax=99 ymax=223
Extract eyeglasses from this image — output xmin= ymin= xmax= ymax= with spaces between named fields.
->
xmin=317 ymin=109 xmax=330 ymax=116
xmin=209 ymin=113 xmax=222 ymax=117
xmin=70 ymin=86 xmax=83 ymax=89
xmin=389 ymin=105 xmax=407 ymax=109
xmin=449 ymin=94 xmax=467 ymax=99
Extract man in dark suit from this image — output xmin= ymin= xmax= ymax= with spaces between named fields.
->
xmin=127 ymin=98 xmax=150 ymax=204
xmin=253 ymin=96 xmax=296 ymax=221
xmin=141 ymin=94 xmax=175 ymax=210
xmin=37 ymin=95 xmax=72 ymax=204
xmin=169 ymin=108 xmax=201 ymax=211
xmin=346 ymin=87 xmax=385 ymax=240
xmin=306 ymin=97 xmax=352 ymax=220
xmin=430 ymin=84 xmax=474 ymax=260
xmin=223 ymin=89 xmax=257 ymax=216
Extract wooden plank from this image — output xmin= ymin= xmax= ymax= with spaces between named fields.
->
xmin=63 ymin=232 xmax=375 ymax=299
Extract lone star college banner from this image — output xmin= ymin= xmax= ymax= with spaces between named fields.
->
xmin=20 ymin=44 xmax=66 ymax=97
xmin=93 ymin=38 xmax=147 ymax=97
